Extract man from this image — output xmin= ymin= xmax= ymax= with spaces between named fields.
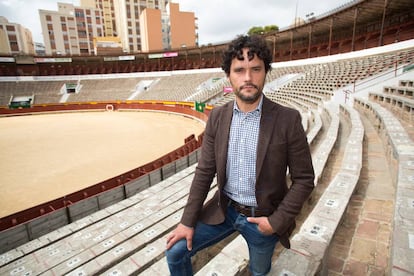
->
xmin=166 ymin=35 xmax=314 ymax=276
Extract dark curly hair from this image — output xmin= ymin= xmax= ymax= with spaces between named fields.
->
xmin=221 ymin=35 xmax=272 ymax=76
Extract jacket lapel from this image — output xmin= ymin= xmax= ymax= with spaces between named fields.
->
xmin=216 ymin=102 xmax=233 ymax=187
xmin=256 ymin=96 xmax=278 ymax=181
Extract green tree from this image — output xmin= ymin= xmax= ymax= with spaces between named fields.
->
xmin=248 ymin=26 xmax=265 ymax=35
xmin=248 ymin=25 xmax=279 ymax=35
xmin=264 ymin=25 xmax=278 ymax=32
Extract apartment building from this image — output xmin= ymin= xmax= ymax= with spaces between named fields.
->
xmin=140 ymin=2 xmax=198 ymax=52
xmin=167 ymin=2 xmax=197 ymax=49
xmin=0 ymin=16 xmax=35 ymax=55
xmin=39 ymin=3 xmax=104 ymax=55
xmin=113 ymin=0 xmax=169 ymax=53
xmin=140 ymin=8 xmax=163 ymax=52
xmin=81 ymin=0 xmax=117 ymax=37
xmin=38 ymin=1 xmax=196 ymax=55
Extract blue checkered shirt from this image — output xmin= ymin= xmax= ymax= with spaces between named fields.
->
xmin=223 ymin=96 xmax=263 ymax=207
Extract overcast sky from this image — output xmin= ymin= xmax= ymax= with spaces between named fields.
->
xmin=0 ymin=0 xmax=351 ymax=45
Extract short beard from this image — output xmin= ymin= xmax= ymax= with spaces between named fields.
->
xmin=235 ymin=84 xmax=262 ymax=104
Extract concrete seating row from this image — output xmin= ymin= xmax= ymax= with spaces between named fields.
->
xmin=0 ymin=72 xmax=224 ymax=107
xmin=0 ymin=163 xmax=220 ymax=275
xmin=210 ymin=92 xmax=235 ymax=106
xmin=185 ymin=76 xmax=228 ymax=103
xmin=0 ymin=150 xmax=200 ymax=254
xmin=269 ymin=102 xmax=364 ymax=275
xmin=137 ymin=72 xmax=223 ymax=102
xmin=66 ymin=78 xmax=142 ymax=102
xmin=275 ymin=88 xmax=325 ymax=105
xmin=268 ymin=93 xmax=313 ymax=112
xmin=369 ymin=91 xmax=414 ymax=122
xmin=353 ymin=97 xmax=414 ymax=275
xmin=269 ymin=98 xmax=310 ymax=133
xmin=311 ymin=103 xmax=340 ymax=187
xmin=269 ymin=92 xmax=321 ymax=110
xmin=0 ymin=81 xmax=66 ymax=106
xmin=269 ymin=49 xmax=414 ymax=110
xmin=306 ymin=109 xmax=323 ymax=147
xmin=383 ymin=84 xmax=414 ymax=99
xmin=267 ymin=94 xmax=322 ymax=147
xmin=399 ymin=79 xmax=414 ymax=87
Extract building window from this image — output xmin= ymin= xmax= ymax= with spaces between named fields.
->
xmin=75 ymin=11 xmax=85 ymax=18
xmin=10 ymin=41 xmax=19 ymax=51
xmin=6 ymin=25 xmax=15 ymax=32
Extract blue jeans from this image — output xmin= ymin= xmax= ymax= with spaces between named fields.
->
xmin=165 ymin=204 xmax=279 ymax=276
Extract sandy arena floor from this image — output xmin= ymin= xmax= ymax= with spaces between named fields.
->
xmin=0 ymin=110 xmax=205 ymax=218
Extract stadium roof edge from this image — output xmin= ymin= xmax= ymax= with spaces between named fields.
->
xmin=272 ymin=39 xmax=414 ymax=68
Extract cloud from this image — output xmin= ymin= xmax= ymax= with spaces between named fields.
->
xmin=0 ymin=0 xmax=349 ymax=45
xmin=0 ymin=0 xmax=79 ymax=43
xmin=176 ymin=0 xmax=347 ymax=46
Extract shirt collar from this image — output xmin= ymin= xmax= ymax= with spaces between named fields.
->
xmin=233 ymin=94 xmax=263 ymax=114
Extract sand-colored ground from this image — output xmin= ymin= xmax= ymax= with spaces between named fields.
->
xmin=0 ymin=110 xmax=205 ymax=218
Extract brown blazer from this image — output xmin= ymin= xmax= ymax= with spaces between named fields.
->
xmin=181 ymin=96 xmax=315 ymax=248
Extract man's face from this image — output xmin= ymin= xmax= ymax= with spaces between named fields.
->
xmin=228 ymin=48 xmax=266 ymax=104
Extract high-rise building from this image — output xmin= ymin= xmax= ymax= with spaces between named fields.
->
xmin=167 ymin=3 xmax=197 ymax=49
xmin=140 ymin=8 xmax=163 ymax=52
xmin=140 ymin=2 xmax=197 ymax=52
xmin=81 ymin=0 xmax=117 ymax=37
xmin=0 ymin=16 xmax=35 ymax=55
xmin=38 ymin=1 xmax=197 ymax=55
xmin=113 ymin=0 xmax=169 ymax=53
xmin=39 ymin=3 xmax=104 ymax=55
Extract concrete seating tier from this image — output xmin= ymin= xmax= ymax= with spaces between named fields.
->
xmin=0 ymin=149 xmax=201 ymax=254
xmin=137 ymin=72 xmax=223 ymax=101
xmin=306 ymin=110 xmax=323 ymax=147
xmin=263 ymin=48 xmax=414 ymax=112
xmin=67 ymin=78 xmax=142 ymax=102
xmin=267 ymin=95 xmax=323 ymax=146
xmin=210 ymin=92 xmax=235 ymax=106
xmin=353 ymin=97 xmax=414 ymax=275
xmin=268 ymin=102 xmax=364 ymax=275
xmin=399 ymin=79 xmax=414 ymax=87
xmin=311 ymin=103 xmax=340 ymax=187
xmin=268 ymin=93 xmax=313 ymax=112
xmin=185 ymin=76 xmax=228 ymax=103
xmin=369 ymin=91 xmax=414 ymax=122
xmin=274 ymin=89 xmax=325 ymax=106
xmin=383 ymin=83 xmax=414 ymax=99
xmin=0 ymin=81 xmax=66 ymax=106
xmin=0 ymin=163 xmax=220 ymax=275
xmin=268 ymin=92 xmax=321 ymax=109
xmin=269 ymin=98 xmax=310 ymax=133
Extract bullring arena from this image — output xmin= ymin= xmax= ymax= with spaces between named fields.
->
xmin=0 ymin=110 xmax=205 ymax=218
xmin=1 ymin=0 xmax=414 ymax=275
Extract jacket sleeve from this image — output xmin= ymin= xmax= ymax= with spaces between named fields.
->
xmin=268 ymin=109 xmax=315 ymax=236
xmin=180 ymin=107 xmax=219 ymax=227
